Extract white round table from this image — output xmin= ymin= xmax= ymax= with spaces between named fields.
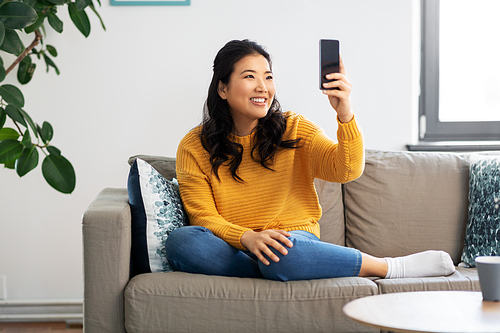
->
xmin=343 ymin=291 xmax=500 ymax=333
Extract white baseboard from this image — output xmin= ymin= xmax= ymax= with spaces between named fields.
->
xmin=0 ymin=299 xmax=83 ymax=323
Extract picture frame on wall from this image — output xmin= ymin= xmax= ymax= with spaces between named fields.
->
xmin=111 ymin=0 xmax=189 ymax=6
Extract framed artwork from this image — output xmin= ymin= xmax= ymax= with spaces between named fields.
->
xmin=111 ymin=0 xmax=189 ymax=6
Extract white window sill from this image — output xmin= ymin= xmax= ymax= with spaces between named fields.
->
xmin=406 ymin=141 xmax=500 ymax=152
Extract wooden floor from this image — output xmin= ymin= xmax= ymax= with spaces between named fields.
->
xmin=0 ymin=322 xmax=82 ymax=332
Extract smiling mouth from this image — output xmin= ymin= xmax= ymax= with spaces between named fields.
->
xmin=250 ymin=98 xmax=266 ymax=103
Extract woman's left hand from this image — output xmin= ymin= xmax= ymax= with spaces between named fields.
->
xmin=322 ymin=56 xmax=354 ymax=123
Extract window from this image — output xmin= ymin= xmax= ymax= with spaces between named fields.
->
xmin=415 ymin=0 xmax=500 ymax=150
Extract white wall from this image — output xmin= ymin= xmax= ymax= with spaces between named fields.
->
xmin=0 ymin=0 xmax=418 ymax=300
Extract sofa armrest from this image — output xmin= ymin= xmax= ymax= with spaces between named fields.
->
xmin=82 ymin=188 xmax=131 ymax=333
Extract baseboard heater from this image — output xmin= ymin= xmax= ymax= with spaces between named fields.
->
xmin=0 ymin=299 xmax=83 ymax=324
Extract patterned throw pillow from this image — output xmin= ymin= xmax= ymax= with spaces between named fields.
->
xmin=128 ymin=158 xmax=188 ymax=276
xmin=461 ymin=155 xmax=500 ymax=267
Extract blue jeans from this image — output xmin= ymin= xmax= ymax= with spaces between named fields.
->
xmin=165 ymin=226 xmax=362 ymax=281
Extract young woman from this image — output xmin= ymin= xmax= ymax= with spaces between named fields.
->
xmin=165 ymin=39 xmax=455 ymax=281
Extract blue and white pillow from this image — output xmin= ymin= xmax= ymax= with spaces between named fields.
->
xmin=128 ymin=158 xmax=188 ymax=276
xmin=461 ymin=154 xmax=500 ymax=267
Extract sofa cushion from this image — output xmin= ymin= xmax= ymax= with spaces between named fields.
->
xmin=124 ymin=272 xmax=378 ymax=333
xmin=344 ymin=150 xmax=470 ymax=264
xmin=461 ymin=154 xmax=500 ymax=266
xmin=314 ymin=178 xmax=345 ymax=246
xmin=127 ymin=158 xmax=188 ymax=276
xmin=374 ymin=266 xmax=480 ymax=294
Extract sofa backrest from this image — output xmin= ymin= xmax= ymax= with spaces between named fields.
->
xmin=344 ymin=150 xmax=470 ymax=264
xmin=128 ymin=155 xmax=177 ymax=179
xmin=314 ymin=179 xmax=345 ymax=246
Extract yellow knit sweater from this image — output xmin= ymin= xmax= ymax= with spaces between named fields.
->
xmin=176 ymin=111 xmax=364 ymax=250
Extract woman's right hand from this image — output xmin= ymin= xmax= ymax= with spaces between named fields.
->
xmin=240 ymin=230 xmax=294 ymax=265
xmin=322 ymin=56 xmax=354 ymax=123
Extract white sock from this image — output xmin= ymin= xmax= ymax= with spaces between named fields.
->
xmin=384 ymin=250 xmax=455 ymax=279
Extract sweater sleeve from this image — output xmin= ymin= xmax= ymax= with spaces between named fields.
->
xmin=176 ymin=136 xmax=252 ymax=250
xmin=309 ymin=115 xmax=364 ymax=183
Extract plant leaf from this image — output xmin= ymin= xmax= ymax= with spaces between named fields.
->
xmin=31 ymin=47 xmax=40 ymax=59
xmin=32 ymin=0 xmax=52 ymax=7
xmin=0 ymin=21 xmax=5 ymax=47
xmin=18 ymin=61 xmax=35 ymax=84
xmin=47 ymin=12 xmax=63 ymax=33
xmin=40 ymin=20 xmax=46 ymax=35
xmin=46 ymin=145 xmax=60 ymax=157
xmin=0 ymin=139 xmax=23 ymax=163
xmin=17 ymin=56 xmax=35 ymax=84
xmin=42 ymin=154 xmax=76 ymax=193
xmin=46 ymin=0 xmax=66 ymax=5
xmin=17 ymin=108 xmax=38 ymax=139
xmin=68 ymin=3 xmax=90 ymax=38
xmin=4 ymin=160 xmax=14 ymax=169
xmin=22 ymin=0 xmax=37 ymax=6
xmin=89 ymin=4 xmax=105 ymax=31
xmin=42 ymin=54 xmax=59 ymax=75
xmin=76 ymin=0 xmax=92 ymax=11
xmin=41 ymin=121 xmax=53 ymax=142
xmin=24 ymin=12 xmax=45 ymax=34
xmin=36 ymin=123 xmax=42 ymax=140
xmin=0 ymin=2 xmax=38 ymax=30
xmin=0 ymin=61 xmax=5 ymax=83
xmin=21 ymin=128 xmax=32 ymax=148
xmin=4 ymin=105 xmax=27 ymax=127
xmin=0 ymin=28 xmax=23 ymax=56
xmin=0 ymin=127 xmax=19 ymax=140
xmin=15 ymin=145 xmax=38 ymax=176
xmin=0 ymin=84 xmax=25 ymax=107
xmin=46 ymin=44 xmax=57 ymax=57
xmin=0 ymin=107 xmax=5 ymax=129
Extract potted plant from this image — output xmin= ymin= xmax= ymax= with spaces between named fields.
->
xmin=0 ymin=0 xmax=104 ymax=193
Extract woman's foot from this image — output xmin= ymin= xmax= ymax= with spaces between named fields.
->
xmin=384 ymin=250 xmax=456 ymax=279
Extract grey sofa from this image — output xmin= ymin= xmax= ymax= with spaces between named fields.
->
xmin=82 ymin=150 xmax=481 ymax=333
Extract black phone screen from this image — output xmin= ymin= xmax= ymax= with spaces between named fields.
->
xmin=320 ymin=39 xmax=340 ymax=90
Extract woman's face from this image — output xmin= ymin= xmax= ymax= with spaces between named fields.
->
xmin=219 ymin=54 xmax=276 ymax=136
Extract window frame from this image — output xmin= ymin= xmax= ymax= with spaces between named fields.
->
xmin=419 ymin=0 xmax=500 ymax=142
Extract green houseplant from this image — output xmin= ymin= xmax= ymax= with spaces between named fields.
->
xmin=0 ymin=0 xmax=104 ymax=193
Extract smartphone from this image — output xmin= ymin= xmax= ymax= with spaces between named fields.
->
xmin=320 ymin=39 xmax=340 ymax=90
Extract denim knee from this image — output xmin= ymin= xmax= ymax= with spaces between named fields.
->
xmin=165 ymin=226 xmax=209 ymax=270
xmin=258 ymin=231 xmax=362 ymax=281
xmin=258 ymin=240 xmax=300 ymax=281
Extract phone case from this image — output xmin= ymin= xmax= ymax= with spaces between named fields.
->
xmin=320 ymin=39 xmax=340 ymax=90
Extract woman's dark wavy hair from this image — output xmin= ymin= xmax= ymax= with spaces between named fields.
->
xmin=201 ymin=39 xmax=301 ymax=182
